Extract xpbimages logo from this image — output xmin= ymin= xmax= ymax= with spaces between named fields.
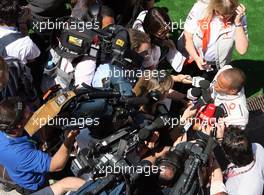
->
xmin=32 ymin=116 xmax=100 ymax=129
xmin=32 ymin=20 xmax=100 ymax=32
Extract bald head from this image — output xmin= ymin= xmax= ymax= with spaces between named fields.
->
xmin=221 ymin=68 xmax=246 ymax=92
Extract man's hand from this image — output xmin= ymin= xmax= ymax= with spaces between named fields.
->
xmin=194 ymin=56 xmax=207 ymax=70
xmin=50 ymin=129 xmax=80 ymax=172
xmin=64 ymin=130 xmax=80 ymax=148
xmin=181 ymin=105 xmax=197 ymax=122
xmin=172 ymin=74 xmax=192 ymax=84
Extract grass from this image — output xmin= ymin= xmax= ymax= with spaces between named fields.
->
xmin=156 ymin=0 xmax=264 ymax=97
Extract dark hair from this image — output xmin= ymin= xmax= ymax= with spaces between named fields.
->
xmin=156 ymin=151 xmax=182 ymax=186
xmin=0 ymin=0 xmax=20 ymax=26
xmin=222 ymin=127 xmax=254 ymax=167
xmin=101 ymin=5 xmax=115 ymax=19
xmin=127 ymin=28 xmax=150 ymax=51
xmin=222 ymin=67 xmax=246 ymax=92
xmin=143 ymin=7 xmax=171 ymax=36
xmin=0 ymin=97 xmax=24 ymax=131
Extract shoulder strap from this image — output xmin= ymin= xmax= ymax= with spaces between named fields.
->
xmin=0 ymin=33 xmax=23 ymax=57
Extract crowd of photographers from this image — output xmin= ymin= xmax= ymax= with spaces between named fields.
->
xmin=0 ymin=0 xmax=263 ymax=195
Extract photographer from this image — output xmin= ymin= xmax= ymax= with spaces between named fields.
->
xmin=222 ymin=127 xmax=264 ymax=195
xmin=0 ymin=97 xmax=84 ymax=194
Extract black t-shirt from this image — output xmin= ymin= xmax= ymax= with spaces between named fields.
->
xmin=102 ymin=0 xmax=137 ymax=25
xmin=27 ymin=0 xmax=70 ymax=18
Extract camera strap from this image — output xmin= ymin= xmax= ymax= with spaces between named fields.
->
xmin=224 ymin=157 xmax=256 ymax=179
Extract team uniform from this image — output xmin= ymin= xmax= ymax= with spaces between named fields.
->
xmin=225 ymin=143 xmax=264 ymax=195
xmin=210 ymin=65 xmax=249 ymax=128
xmin=178 ymin=0 xmax=248 ymax=70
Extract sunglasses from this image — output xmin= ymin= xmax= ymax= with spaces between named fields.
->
xmin=138 ymin=49 xmax=150 ymax=58
xmin=214 ymin=10 xmax=235 ymax=21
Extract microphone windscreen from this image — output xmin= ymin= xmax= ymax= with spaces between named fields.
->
xmin=199 ymin=80 xmax=210 ymax=90
xmin=187 ymin=88 xmax=202 ymax=101
xmin=192 ymin=76 xmax=205 ymax=87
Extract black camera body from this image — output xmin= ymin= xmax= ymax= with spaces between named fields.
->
xmin=71 ymin=125 xmax=140 ymax=177
xmin=168 ymin=136 xmax=216 ymax=195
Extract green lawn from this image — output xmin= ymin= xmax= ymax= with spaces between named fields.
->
xmin=156 ymin=0 xmax=264 ymax=97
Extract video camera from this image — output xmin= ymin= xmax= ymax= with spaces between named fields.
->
xmin=71 ymin=125 xmax=140 ymax=177
xmin=186 ymin=77 xmax=213 ymax=109
xmin=166 ymin=135 xmax=216 ymax=195
xmin=53 ymin=16 xmax=144 ymax=68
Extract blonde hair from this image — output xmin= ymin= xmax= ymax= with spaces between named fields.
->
xmin=133 ymin=72 xmax=173 ymax=96
xmin=207 ymin=0 xmax=239 ymax=20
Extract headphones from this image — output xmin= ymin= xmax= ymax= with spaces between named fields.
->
xmin=0 ymin=99 xmax=25 ymax=132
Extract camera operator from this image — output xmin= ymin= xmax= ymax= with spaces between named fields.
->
xmin=221 ymin=127 xmax=264 ymax=195
xmin=46 ymin=6 xmax=122 ymax=90
xmin=210 ymin=65 xmax=249 ymax=129
xmin=0 ymin=97 xmax=85 ymax=194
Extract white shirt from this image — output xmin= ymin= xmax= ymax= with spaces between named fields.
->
xmin=56 ymin=57 xmax=96 ymax=88
xmin=0 ymin=26 xmax=40 ymax=64
xmin=210 ymin=65 xmax=249 ymax=128
xmin=204 ymin=17 xmax=222 ymax=61
xmin=225 ymin=143 xmax=264 ymax=195
xmin=92 ymin=64 xmax=111 ymax=88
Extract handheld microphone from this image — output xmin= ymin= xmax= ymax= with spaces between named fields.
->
xmin=192 ymin=76 xmax=210 ymax=90
xmin=187 ymin=88 xmax=202 ymax=101
xmin=193 ymin=90 xmax=213 ymax=109
xmin=199 ymin=80 xmax=210 ymax=90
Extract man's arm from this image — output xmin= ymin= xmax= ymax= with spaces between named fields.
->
xmin=49 ymin=130 xmax=79 ymax=172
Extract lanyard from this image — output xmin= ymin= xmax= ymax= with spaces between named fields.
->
xmin=224 ymin=158 xmax=255 ymax=179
